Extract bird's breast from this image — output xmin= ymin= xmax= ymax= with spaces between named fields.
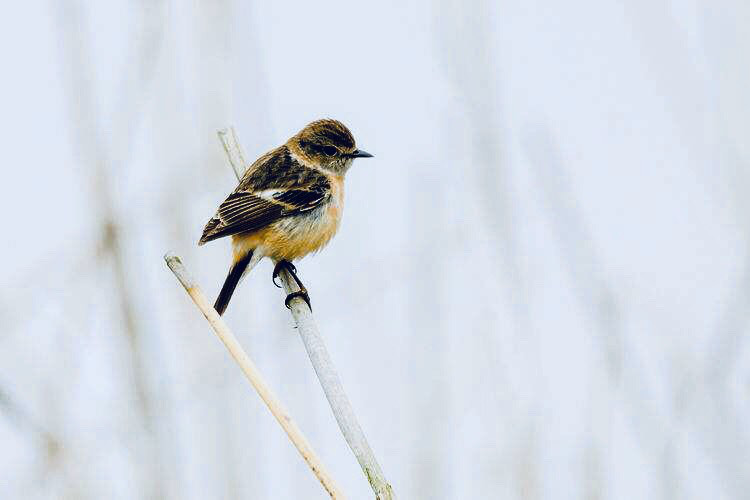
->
xmin=262 ymin=179 xmax=344 ymax=261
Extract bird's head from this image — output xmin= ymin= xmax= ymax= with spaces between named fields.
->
xmin=290 ymin=119 xmax=373 ymax=175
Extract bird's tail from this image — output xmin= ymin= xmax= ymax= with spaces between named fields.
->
xmin=214 ymin=250 xmax=253 ymax=315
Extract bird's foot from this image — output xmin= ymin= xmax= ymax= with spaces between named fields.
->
xmin=272 ymin=260 xmax=312 ymax=310
xmin=285 ymin=288 xmax=312 ymax=311
xmin=272 ymin=260 xmax=297 ymax=288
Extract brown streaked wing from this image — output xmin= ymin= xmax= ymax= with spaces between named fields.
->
xmin=199 ymin=144 xmax=331 ymax=245
xmin=199 ymin=186 xmax=330 ymax=244
xmin=237 ymin=145 xmax=327 ymax=192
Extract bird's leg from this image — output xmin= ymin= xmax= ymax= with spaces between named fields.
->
xmin=272 ymin=260 xmax=311 ymax=310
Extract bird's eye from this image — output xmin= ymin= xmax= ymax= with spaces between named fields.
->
xmin=322 ymin=145 xmax=338 ymax=156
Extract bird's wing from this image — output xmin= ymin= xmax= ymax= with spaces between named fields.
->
xmin=199 ymin=147 xmax=330 ymax=245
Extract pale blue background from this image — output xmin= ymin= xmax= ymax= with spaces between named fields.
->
xmin=1 ymin=1 xmax=748 ymax=499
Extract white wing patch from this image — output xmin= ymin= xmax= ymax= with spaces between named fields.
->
xmin=255 ymin=189 xmax=284 ymax=200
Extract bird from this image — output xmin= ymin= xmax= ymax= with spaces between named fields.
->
xmin=199 ymin=119 xmax=373 ymax=315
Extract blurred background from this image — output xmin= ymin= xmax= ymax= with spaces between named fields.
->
xmin=1 ymin=1 xmax=748 ymax=498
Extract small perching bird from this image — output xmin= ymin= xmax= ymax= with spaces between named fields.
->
xmin=199 ymin=119 xmax=373 ymax=315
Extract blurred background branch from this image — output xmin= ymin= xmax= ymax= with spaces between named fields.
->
xmin=0 ymin=385 xmax=60 ymax=460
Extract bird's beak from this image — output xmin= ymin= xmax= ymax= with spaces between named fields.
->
xmin=350 ymin=149 xmax=373 ymax=158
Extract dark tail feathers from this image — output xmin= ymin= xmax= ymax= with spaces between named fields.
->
xmin=214 ymin=251 xmax=253 ymax=315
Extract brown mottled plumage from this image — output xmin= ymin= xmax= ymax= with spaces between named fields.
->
xmin=200 ymin=119 xmax=373 ymax=315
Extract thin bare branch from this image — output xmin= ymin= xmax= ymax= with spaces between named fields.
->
xmin=218 ymin=127 xmax=249 ymax=180
xmin=164 ymin=253 xmax=344 ymax=499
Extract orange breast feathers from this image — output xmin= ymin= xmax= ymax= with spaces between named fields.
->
xmin=231 ymin=176 xmax=345 ymax=262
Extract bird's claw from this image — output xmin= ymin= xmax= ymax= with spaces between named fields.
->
xmin=272 ymin=260 xmax=297 ymax=288
xmin=273 ymin=260 xmax=310 ymax=309
xmin=285 ymin=290 xmax=312 ymax=311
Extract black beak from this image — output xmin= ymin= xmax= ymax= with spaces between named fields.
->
xmin=350 ymin=149 xmax=373 ymax=158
